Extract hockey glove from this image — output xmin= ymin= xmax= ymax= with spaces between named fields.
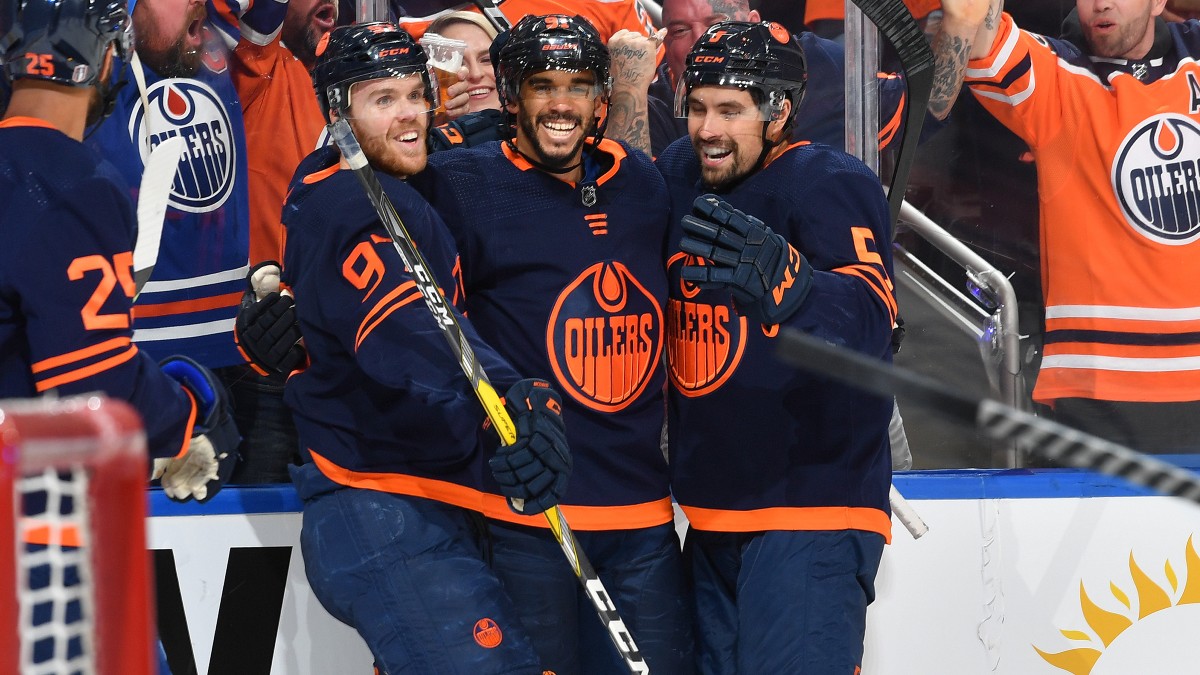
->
xmin=679 ymin=194 xmax=813 ymax=325
xmin=489 ymin=379 xmax=572 ymax=515
xmin=156 ymin=355 xmax=241 ymax=502
xmin=234 ymin=261 xmax=306 ymax=379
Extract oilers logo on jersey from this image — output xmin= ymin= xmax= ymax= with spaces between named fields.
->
xmin=665 ymin=252 xmax=748 ymax=398
xmin=128 ymin=79 xmax=237 ymax=213
xmin=1112 ymin=113 xmax=1200 ymax=245
xmin=547 ymin=261 xmax=663 ymax=413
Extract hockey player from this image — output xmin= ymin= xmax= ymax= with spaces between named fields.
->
xmin=930 ymin=0 xmax=1200 ymax=453
xmin=1 ymin=0 xmax=238 ymax=502
xmin=408 ymin=15 xmax=691 ymax=674
xmin=282 ymin=22 xmax=569 ymax=672
xmin=658 ymin=21 xmax=895 ymax=672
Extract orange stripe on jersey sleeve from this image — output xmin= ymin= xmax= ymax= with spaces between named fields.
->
xmin=681 ymin=504 xmax=892 ymax=543
xmin=354 ymin=281 xmax=423 ymax=350
xmin=31 ymin=337 xmax=131 ymax=374
xmin=34 ymin=345 xmax=139 ymax=392
xmin=132 ymin=292 xmax=242 ymax=319
xmin=834 ymin=264 xmax=898 ymax=323
xmin=302 ymin=163 xmax=341 ymax=185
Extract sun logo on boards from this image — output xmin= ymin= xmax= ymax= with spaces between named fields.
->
xmin=1034 ymin=536 xmax=1200 ymax=674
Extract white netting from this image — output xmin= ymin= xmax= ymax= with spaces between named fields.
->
xmin=15 ymin=465 xmax=96 ymax=675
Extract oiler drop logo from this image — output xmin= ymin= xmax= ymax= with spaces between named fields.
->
xmin=666 ymin=253 xmax=747 ymax=397
xmin=1112 ymin=113 xmax=1200 ymax=245
xmin=129 ymin=79 xmax=236 ymax=213
xmin=547 ymin=262 xmax=663 ymax=412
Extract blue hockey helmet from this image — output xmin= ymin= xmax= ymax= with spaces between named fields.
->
xmin=1 ymin=0 xmax=132 ymax=88
xmin=494 ymin=14 xmax=611 ymax=109
xmin=674 ymin=21 xmax=807 ymax=125
xmin=311 ymin=21 xmax=437 ymax=123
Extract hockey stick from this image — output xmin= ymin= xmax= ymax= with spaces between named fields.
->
xmin=328 ymin=119 xmax=650 ymax=675
xmin=775 ymin=329 xmax=1200 ymax=503
xmin=133 ymin=137 xmax=185 ymax=298
xmin=890 ymin=485 xmax=927 ymax=538
xmin=470 ymin=0 xmax=511 ymax=33
xmin=849 ymin=0 xmax=934 ymax=225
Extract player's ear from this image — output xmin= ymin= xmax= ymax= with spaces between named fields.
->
xmin=748 ymin=9 xmax=761 ymax=22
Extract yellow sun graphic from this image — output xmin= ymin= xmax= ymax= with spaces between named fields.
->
xmin=1034 ymin=535 xmax=1200 ymax=674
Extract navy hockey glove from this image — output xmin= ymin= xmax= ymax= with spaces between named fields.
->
xmin=489 ymin=379 xmax=572 ymax=515
xmin=234 ymin=261 xmax=306 ymax=380
xmin=154 ymin=356 xmax=240 ymax=503
xmin=679 ymin=194 xmax=813 ymax=325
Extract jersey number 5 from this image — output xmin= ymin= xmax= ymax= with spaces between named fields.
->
xmin=68 ymin=253 xmax=136 ymax=330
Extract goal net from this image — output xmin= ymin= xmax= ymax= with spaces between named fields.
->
xmin=0 ymin=395 xmax=152 ymax=675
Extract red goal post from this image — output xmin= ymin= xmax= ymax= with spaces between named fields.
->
xmin=0 ymin=395 xmax=153 ymax=675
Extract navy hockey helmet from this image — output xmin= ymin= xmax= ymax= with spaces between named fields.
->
xmin=1 ymin=0 xmax=132 ymax=88
xmin=674 ymin=21 xmax=807 ymax=125
xmin=494 ymin=14 xmax=611 ymax=108
xmin=311 ymin=22 xmax=436 ymax=123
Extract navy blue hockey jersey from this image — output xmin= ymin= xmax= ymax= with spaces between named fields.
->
xmin=656 ymin=138 xmax=895 ymax=541
xmin=0 ymin=119 xmax=199 ymax=459
xmin=87 ymin=29 xmax=250 ymax=369
xmin=412 ymin=139 xmax=673 ymax=531
xmin=281 ymin=146 xmax=521 ymax=510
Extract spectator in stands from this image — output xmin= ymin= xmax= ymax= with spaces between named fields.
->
xmin=932 ymin=0 xmax=1200 ymax=453
xmin=86 ymin=0 xmax=252 ymax=471
xmin=428 ymin=11 xmax=500 ymax=118
xmin=208 ymin=0 xmax=337 ymax=483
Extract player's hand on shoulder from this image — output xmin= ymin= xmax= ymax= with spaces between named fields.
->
xmin=679 ymin=194 xmax=813 ymax=325
xmin=154 ymin=355 xmax=240 ymax=502
xmin=234 ymin=261 xmax=307 ymax=380
xmin=489 ymin=379 xmax=572 ymax=515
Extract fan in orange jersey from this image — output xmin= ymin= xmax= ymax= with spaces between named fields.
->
xmin=931 ymin=0 xmax=1200 ymax=453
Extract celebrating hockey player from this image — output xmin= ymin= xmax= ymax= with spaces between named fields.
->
xmin=279 ymin=22 xmax=570 ymax=673
xmin=0 ymin=0 xmax=238 ymax=502
xmin=409 ymin=14 xmax=692 ymax=674
xmin=657 ymin=21 xmax=896 ymax=673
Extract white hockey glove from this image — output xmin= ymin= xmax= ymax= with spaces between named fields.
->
xmin=152 ymin=434 xmax=224 ymax=501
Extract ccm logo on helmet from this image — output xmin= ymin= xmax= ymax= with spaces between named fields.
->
xmin=542 ymin=43 xmax=574 ymax=51
xmin=693 ymin=55 xmax=725 ymax=63
xmin=378 ymin=47 xmax=409 ymax=57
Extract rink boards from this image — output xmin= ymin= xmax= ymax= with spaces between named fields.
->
xmin=149 ymin=470 xmax=1200 ymax=674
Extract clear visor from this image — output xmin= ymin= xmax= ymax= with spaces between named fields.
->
xmin=674 ymin=74 xmax=785 ymax=122
xmin=516 ymin=68 xmax=606 ymax=102
xmin=338 ymin=67 xmax=438 ymax=118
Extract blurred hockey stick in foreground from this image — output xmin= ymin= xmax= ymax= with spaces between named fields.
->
xmin=777 ymin=329 xmax=1200 ymax=503
xmin=329 ymin=120 xmax=650 ymax=675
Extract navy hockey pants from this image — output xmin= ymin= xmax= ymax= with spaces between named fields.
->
xmin=684 ymin=528 xmax=885 ymax=675
xmin=488 ymin=520 xmax=694 ymax=675
xmin=296 ymin=479 xmax=543 ymax=674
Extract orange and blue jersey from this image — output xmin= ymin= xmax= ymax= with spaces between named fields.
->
xmin=280 ymin=146 xmax=522 ymax=508
xmin=966 ymin=14 xmax=1200 ymax=404
xmin=86 ymin=29 xmax=250 ymax=369
xmin=0 ymin=119 xmax=199 ymax=460
xmin=656 ymin=137 xmax=894 ymax=541
xmin=207 ymin=0 xmax=329 ymax=265
xmin=411 ymin=138 xmax=673 ymax=531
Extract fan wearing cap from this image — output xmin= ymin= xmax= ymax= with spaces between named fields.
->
xmin=279 ymin=22 xmax=574 ymax=673
xmin=657 ymin=21 xmax=896 ymax=673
